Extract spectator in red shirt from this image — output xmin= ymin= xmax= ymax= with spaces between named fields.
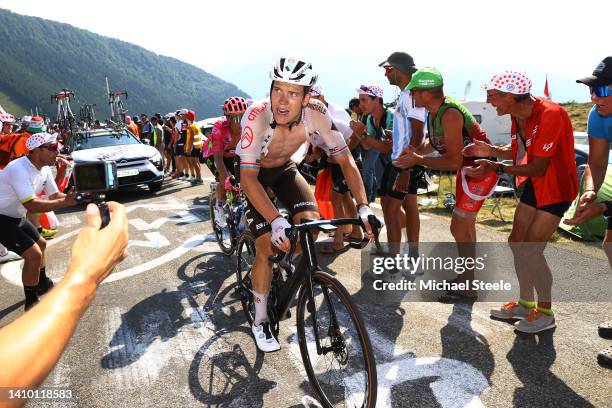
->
xmin=464 ymin=71 xmax=578 ymax=334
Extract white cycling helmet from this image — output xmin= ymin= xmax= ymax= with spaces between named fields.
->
xmin=270 ymin=57 xmax=318 ymax=87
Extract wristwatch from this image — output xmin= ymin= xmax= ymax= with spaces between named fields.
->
xmin=496 ymin=162 xmax=505 ymax=176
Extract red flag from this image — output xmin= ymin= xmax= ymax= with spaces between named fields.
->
xmin=544 ymin=75 xmax=551 ymax=100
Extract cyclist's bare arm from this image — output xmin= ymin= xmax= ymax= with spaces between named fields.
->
xmin=335 ymin=152 xmax=368 ymax=207
xmin=240 ymin=167 xmax=281 ymax=223
xmin=213 ymin=151 xmax=228 ymax=181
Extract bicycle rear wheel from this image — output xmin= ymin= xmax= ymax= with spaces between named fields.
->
xmin=210 ymin=194 xmax=235 ymax=255
xmin=236 ymin=232 xmax=257 ymax=325
xmin=296 ymin=271 xmax=377 ymax=408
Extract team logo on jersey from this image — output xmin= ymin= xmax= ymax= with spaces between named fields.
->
xmin=542 ymin=142 xmax=554 ymax=152
xmin=248 ymin=102 xmax=269 ymax=121
xmin=532 ymin=125 xmax=538 ymax=135
xmin=240 ymin=126 xmax=254 ymax=149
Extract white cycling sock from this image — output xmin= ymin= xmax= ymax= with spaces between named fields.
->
xmin=253 ymin=290 xmax=268 ymax=326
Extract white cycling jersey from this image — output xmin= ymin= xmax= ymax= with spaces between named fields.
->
xmin=236 ymin=98 xmax=349 ymax=169
xmin=0 ymin=156 xmax=58 ymax=218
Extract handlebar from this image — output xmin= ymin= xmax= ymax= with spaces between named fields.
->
xmin=269 ymin=214 xmax=383 ymax=264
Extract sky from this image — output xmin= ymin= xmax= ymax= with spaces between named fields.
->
xmin=0 ymin=0 xmax=609 ymax=106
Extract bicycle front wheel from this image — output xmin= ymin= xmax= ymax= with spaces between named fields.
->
xmin=210 ymin=194 xmax=235 ymax=255
xmin=296 ymin=271 xmax=377 ymax=408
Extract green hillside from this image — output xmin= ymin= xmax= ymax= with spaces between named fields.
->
xmin=0 ymin=8 xmax=248 ymax=121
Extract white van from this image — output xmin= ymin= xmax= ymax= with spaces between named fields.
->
xmin=462 ymin=100 xmax=512 ymax=146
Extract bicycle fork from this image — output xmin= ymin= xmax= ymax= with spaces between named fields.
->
xmin=299 ymin=230 xmax=342 ymax=357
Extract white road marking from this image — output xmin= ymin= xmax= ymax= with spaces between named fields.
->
xmin=103 ymin=234 xmax=218 ymax=284
xmin=286 ymin=307 xmax=488 ymax=408
xmin=129 ymin=210 xmax=205 ymax=231
xmin=128 ymin=232 xmax=170 ymax=249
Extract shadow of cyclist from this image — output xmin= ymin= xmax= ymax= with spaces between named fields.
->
xmin=101 ymin=251 xmax=236 ymax=370
xmin=188 ymin=330 xmax=274 ymax=407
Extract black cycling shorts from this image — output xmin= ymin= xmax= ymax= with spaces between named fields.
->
xmin=329 ymin=163 xmax=349 ymax=194
xmin=0 ymin=215 xmax=41 ymax=255
xmin=380 ymin=165 xmax=427 ymax=200
xmin=175 ymin=143 xmax=185 ymax=156
xmin=243 ymin=161 xmax=318 ymax=238
xmin=519 ymin=178 xmax=572 ymax=218
xmin=190 ymin=148 xmax=201 ymax=158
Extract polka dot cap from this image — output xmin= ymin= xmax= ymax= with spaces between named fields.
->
xmin=25 ymin=132 xmax=57 ymax=151
xmin=482 ymin=71 xmax=532 ymax=94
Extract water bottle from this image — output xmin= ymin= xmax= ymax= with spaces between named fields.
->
xmin=236 ymin=205 xmax=246 ymax=234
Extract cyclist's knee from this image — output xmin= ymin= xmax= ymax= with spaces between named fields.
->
xmin=22 ymin=244 xmax=43 ymax=265
xmin=255 ymin=233 xmax=275 ymax=258
xmin=36 ymin=237 xmax=47 ymax=252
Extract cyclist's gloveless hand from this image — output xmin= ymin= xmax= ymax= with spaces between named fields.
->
xmin=271 ymin=216 xmax=291 ymax=252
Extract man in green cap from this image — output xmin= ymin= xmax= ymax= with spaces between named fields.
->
xmin=393 ymin=67 xmax=498 ymax=301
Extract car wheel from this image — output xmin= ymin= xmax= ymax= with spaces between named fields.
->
xmin=148 ymin=180 xmax=163 ymax=192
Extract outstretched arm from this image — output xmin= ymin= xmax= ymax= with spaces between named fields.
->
xmin=0 ymin=203 xmax=128 ymax=398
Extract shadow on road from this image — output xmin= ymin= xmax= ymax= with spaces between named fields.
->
xmin=507 ymin=331 xmax=595 ymax=408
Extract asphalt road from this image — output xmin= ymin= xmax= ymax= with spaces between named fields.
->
xmin=0 ymin=174 xmax=611 ymax=408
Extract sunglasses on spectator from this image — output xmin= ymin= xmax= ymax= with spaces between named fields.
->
xmin=590 ymin=86 xmax=612 ymax=97
xmin=40 ymin=143 xmax=59 ymax=152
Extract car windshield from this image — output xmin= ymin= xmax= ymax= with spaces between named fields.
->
xmin=72 ymin=130 xmax=139 ymax=151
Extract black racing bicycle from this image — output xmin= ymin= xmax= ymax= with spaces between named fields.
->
xmin=235 ymin=216 xmax=381 ymax=408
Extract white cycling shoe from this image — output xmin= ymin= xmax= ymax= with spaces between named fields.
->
xmin=252 ymin=321 xmax=281 ymax=353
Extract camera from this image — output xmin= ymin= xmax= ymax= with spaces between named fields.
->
xmin=72 ymin=161 xmax=118 ymax=228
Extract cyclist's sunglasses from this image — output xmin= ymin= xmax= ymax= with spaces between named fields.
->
xmin=226 ymin=114 xmax=243 ymax=124
xmin=590 ymin=86 xmax=612 ymax=97
xmin=40 ymin=143 xmax=59 ymax=152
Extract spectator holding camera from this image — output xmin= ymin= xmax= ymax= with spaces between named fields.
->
xmin=0 ymin=202 xmax=128 ymax=395
xmin=0 ymin=132 xmax=78 ymax=311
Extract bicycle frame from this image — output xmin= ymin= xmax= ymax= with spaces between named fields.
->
xmin=272 ymin=218 xmax=372 ymax=356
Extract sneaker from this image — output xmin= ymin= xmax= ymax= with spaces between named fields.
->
xmin=514 ymin=309 xmax=556 ymax=333
xmin=598 ymin=320 xmax=612 ymax=339
xmin=24 ymin=299 xmax=39 ymax=312
xmin=252 ymin=321 xmax=281 ymax=352
xmin=597 ymin=345 xmax=612 ymax=369
xmin=37 ymin=276 xmax=54 ymax=296
xmin=490 ymin=301 xmax=532 ymax=320
xmin=41 ymin=228 xmax=57 ymax=239
xmin=213 ymin=205 xmax=227 ymax=228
